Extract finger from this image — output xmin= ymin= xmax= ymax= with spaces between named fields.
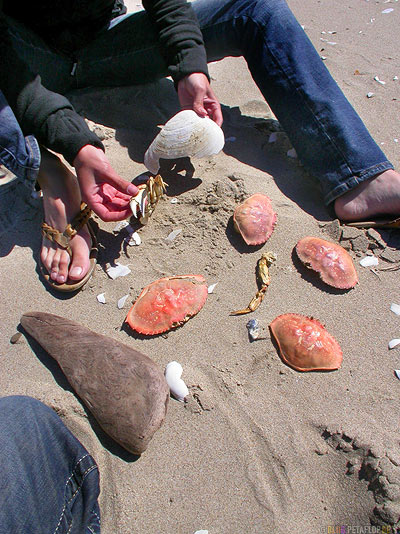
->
xmin=91 ymin=201 xmax=132 ymax=222
xmin=104 ymin=172 xmax=138 ymax=197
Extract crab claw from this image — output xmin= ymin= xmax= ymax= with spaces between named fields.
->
xmin=130 ymin=187 xmax=148 ymax=219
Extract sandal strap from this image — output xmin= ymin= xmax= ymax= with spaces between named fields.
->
xmin=41 ymin=203 xmax=92 ymax=255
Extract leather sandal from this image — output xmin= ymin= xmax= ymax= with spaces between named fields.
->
xmin=40 ymin=203 xmax=98 ymax=292
xmin=343 ymin=216 xmax=400 ymax=229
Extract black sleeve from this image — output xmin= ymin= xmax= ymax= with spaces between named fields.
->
xmin=0 ymin=2 xmax=104 ymax=165
xmin=142 ymin=0 xmax=209 ymax=84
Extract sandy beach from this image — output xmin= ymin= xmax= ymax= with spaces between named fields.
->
xmin=1 ymin=0 xmax=400 ymax=532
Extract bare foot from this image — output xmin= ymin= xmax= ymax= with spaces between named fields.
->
xmin=38 ymin=150 xmax=91 ymax=285
xmin=334 ymin=169 xmax=400 ymax=222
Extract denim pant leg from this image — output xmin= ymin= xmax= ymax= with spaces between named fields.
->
xmin=77 ymin=0 xmax=393 ymax=206
xmin=192 ymin=0 xmax=394 ymax=205
xmin=0 ymin=396 xmax=100 ymax=534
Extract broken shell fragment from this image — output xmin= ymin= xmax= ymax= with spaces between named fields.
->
xmin=126 ymin=274 xmax=208 ymax=335
xmin=296 ymin=236 xmax=358 ymax=289
xmin=269 ymin=313 xmax=343 ymax=372
xmin=389 ymin=339 xmax=400 ymax=350
xmin=233 ymin=194 xmax=277 ymax=245
xmin=165 ymin=361 xmax=189 ymax=402
xmin=144 ymin=110 xmax=225 ymax=175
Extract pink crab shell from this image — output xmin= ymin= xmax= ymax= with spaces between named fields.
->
xmin=233 ymin=193 xmax=277 ymax=245
xmin=296 ymin=236 xmax=358 ymax=289
xmin=126 ymin=274 xmax=208 ymax=335
xmin=269 ymin=313 xmax=343 ymax=372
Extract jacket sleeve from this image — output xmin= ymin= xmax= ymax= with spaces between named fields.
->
xmin=0 ymin=1 xmax=104 ymax=165
xmin=142 ymin=0 xmax=209 ymax=84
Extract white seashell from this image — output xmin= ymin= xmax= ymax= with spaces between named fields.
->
xmin=125 ymin=231 xmax=141 ymax=246
xmin=144 ymin=110 xmax=225 ymax=174
xmin=390 ymin=303 xmax=400 ymax=315
xmin=117 ymin=295 xmax=129 ymax=309
xmin=246 ymin=318 xmax=261 ymax=341
xmin=97 ymin=293 xmax=106 ymax=304
xmin=165 ymin=228 xmax=182 ymax=242
xmin=207 ymin=282 xmax=218 ymax=294
xmin=359 ymin=255 xmax=379 ymax=267
xmin=367 ymin=92 xmax=375 ymax=98
xmin=395 ymin=370 xmax=400 ymax=381
xmin=113 ymin=221 xmax=130 ymax=233
xmin=164 ymin=361 xmax=189 ymax=402
xmin=374 ymin=76 xmax=386 ymax=85
xmin=194 ymin=531 xmax=209 ymax=534
xmin=389 ymin=339 xmax=400 ymax=349
xmin=287 ymin=148 xmax=297 ymax=158
xmin=106 ymin=262 xmax=131 ymax=280
xmin=382 ymin=8 xmax=394 ymax=13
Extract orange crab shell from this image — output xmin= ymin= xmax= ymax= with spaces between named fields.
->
xmin=296 ymin=236 xmax=358 ymax=289
xmin=269 ymin=313 xmax=343 ymax=372
xmin=126 ymin=274 xmax=208 ymax=335
xmin=233 ymin=193 xmax=277 ymax=245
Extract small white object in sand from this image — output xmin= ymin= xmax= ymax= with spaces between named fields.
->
xmin=125 ymin=232 xmax=141 ymax=246
xmin=327 ymin=41 xmax=337 ymax=45
xmin=382 ymin=8 xmax=394 ymax=13
xmin=117 ymin=295 xmax=129 ymax=309
xmin=112 ymin=221 xmax=130 ymax=233
xmin=367 ymin=92 xmax=375 ymax=98
xmin=165 ymin=361 xmax=189 ymax=402
xmin=247 ymin=318 xmax=261 ymax=341
xmin=359 ymin=256 xmax=379 ymax=267
xmin=207 ymin=282 xmax=218 ymax=294
xmin=389 ymin=339 xmax=400 ymax=350
xmin=170 ymin=198 xmax=178 ymax=204
xmin=394 ymin=76 xmax=399 ymax=81
xmin=374 ymin=76 xmax=386 ymax=85
xmin=268 ymin=132 xmax=278 ymax=143
xmin=390 ymin=303 xmax=400 ymax=315
xmin=106 ymin=263 xmax=132 ymax=279
xmin=194 ymin=531 xmax=209 ymax=534
xmin=165 ymin=229 xmax=182 ymax=241
xmin=287 ymin=148 xmax=297 ymax=159
xmin=97 ymin=293 xmax=106 ymax=304
xmin=395 ymin=370 xmax=400 ymax=381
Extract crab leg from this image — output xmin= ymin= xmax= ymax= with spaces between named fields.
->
xmin=230 ymin=252 xmax=276 ymax=316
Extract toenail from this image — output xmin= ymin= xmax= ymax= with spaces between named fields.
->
xmin=58 ymin=275 xmax=65 ymax=283
xmin=70 ymin=266 xmax=83 ymax=277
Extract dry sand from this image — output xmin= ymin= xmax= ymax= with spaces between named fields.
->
xmin=1 ymin=0 xmax=400 ymax=532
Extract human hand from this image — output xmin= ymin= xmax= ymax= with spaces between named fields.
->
xmin=73 ymin=145 xmax=139 ymax=222
xmin=177 ymin=72 xmax=223 ymax=126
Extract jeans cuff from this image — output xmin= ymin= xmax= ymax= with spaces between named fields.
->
xmin=323 ymin=160 xmax=394 ymax=205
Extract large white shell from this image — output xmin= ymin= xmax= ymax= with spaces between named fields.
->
xmin=144 ymin=110 xmax=225 ymax=174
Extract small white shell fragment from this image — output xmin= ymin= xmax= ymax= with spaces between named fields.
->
xmin=165 ymin=361 xmax=189 ymax=402
xmin=194 ymin=531 xmax=209 ymax=534
xmin=106 ymin=262 xmax=132 ymax=279
xmin=374 ymin=76 xmax=386 ymax=85
xmin=246 ymin=318 xmax=261 ymax=341
xmin=367 ymin=92 xmax=375 ymax=98
xmin=207 ymin=282 xmax=218 ymax=294
xmin=359 ymin=255 xmax=379 ymax=267
xmin=117 ymin=294 xmax=129 ymax=309
xmin=144 ymin=110 xmax=225 ymax=174
xmin=394 ymin=76 xmax=399 ymax=81
xmin=125 ymin=231 xmax=141 ymax=246
xmin=170 ymin=197 xmax=178 ymax=204
xmin=113 ymin=220 xmax=130 ymax=233
xmin=97 ymin=293 xmax=106 ymax=304
xmin=382 ymin=8 xmax=394 ymax=13
xmin=165 ymin=228 xmax=182 ymax=242
xmin=390 ymin=303 xmax=400 ymax=315
xmin=389 ymin=339 xmax=400 ymax=350
xmin=395 ymin=370 xmax=400 ymax=381
xmin=268 ymin=132 xmax=278 ymax=143
xmin=287 ymin=148 xmax=297 ymax=158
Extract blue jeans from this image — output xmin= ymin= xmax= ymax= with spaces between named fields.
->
xmin=0 ymin=396 xmax=100 ymax=534
xmin=1 ymin=0 xmax=393 ymax=206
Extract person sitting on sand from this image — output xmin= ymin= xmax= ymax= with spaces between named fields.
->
xmin=1 ymin=0 xmax=399 ymax=291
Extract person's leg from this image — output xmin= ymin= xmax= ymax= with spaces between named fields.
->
xmin=4 ymin=18 xmax=95 ymax=284
xmin=0 ymin=395 xmax=100 ymax=534
xmin=191 ymin=0 xmax=400 ymax=220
